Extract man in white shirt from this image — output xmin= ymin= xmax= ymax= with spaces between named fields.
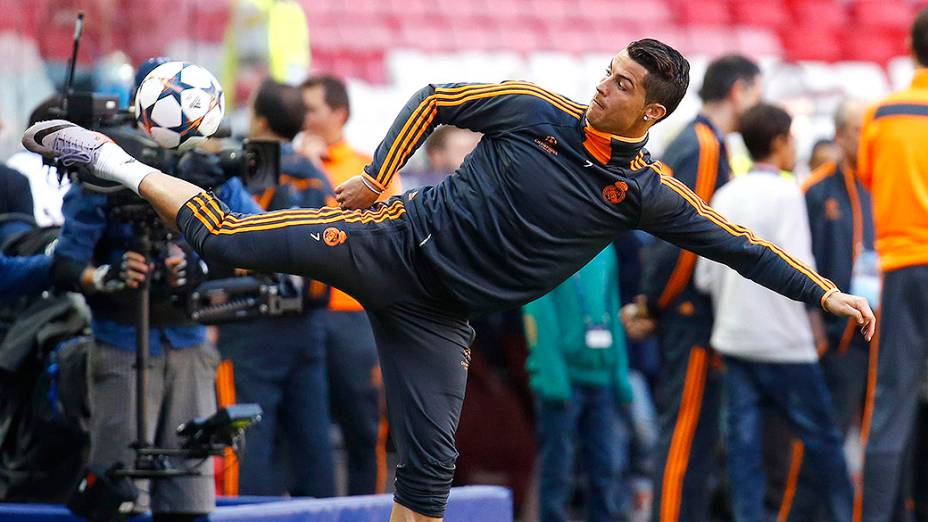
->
xmin=695 ymin=103 xmax=853 ymax=522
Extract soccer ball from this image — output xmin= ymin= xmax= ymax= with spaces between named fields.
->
xmin=134 ymin=61 xmax=225 ymax=151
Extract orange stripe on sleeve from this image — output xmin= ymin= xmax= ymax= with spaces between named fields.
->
xmin=186 ymin=201 xmax=217 ymax=234
xmin=660 ymin=176 xmax=836 ymax=293
xmin=375 ymin=84 xmax=584 ymax=186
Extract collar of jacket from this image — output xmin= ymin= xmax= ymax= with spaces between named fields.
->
xmin=580 ymin=117 xmax=648 ymax=167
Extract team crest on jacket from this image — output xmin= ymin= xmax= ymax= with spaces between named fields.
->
xmin=323 ymin=227 xmax=347 ymax=246
xmin=602 ymin=181 xmax=628 ymax=204
xmin=825 ymin=198 xmax=841 ymax=220
xmin=534 ymin=135 xmax=558 ymax=155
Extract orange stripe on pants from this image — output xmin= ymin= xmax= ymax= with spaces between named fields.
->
xmin=215 ymin=359 xmax=239 ymax=496
xmin=660 ymin=346 xmax=708 ymax=522
xmin=777 ymin=439 xmax=806 ymax=522
xmin=854 ymin=308 xmax=883 ymax=522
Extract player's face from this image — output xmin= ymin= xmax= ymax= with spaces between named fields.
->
xmin=587 ymin=50 xmax=656 ymax=136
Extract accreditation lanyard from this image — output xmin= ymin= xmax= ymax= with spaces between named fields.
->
xmin=571 ymin=274 xmax=613 ymax=349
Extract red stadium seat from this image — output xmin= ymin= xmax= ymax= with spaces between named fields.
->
xmin=780 ymin=26 xmax=842 ymax=62
xmin=675 ymin=0 xmax=732 ymax=26
xmin=850 ymin=1 xmax=914 ymax=32
xmin=843 ymin=30 xmax=907 ymax=64
xmin=686 ymin=26 xmax=738 ymax=57
xmin=732 ymin=0 xmax=792 ymax=29
xmin=735 ymin=27 xmax=783 ymax=57
xmin=790 ymin=0 xmax=848 ymax=30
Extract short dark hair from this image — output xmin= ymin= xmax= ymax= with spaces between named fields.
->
xmin=739 ymin=103 xmax=792 ymax=160
xmin=253 ymin=78 xmax=306 ymax=140
xmin=301 ymin=75 xmax=350 ymax=117
xmin=626 ymin=39 xmax=690 ymax=121
xmin=697 ymin=54 xmax=761 ymax=103
xmin=913 ymin=8 xmax=928 ymax=66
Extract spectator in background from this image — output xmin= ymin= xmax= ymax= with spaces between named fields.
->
xmin=217 ymin=78 xmax=336 ymax=498
xmin=808 ymin=138 xmax=840 ymax=174
xmin=523 ymin=246 xmax=632 ymax=522
xmin=782 ymin=99 xmax=873 ymax=520
xmin=406 ymin=125 xmax=483 ymax=187
xmin=300 ymin=74 xmax=389 ymax=495
xmin=625 ymin=54 xmax=762 ymax=522
xmin=7 ymin=96 xmax=71 ymax=228
xmin=0 ymin=163 xmax=35 ymax=244
xmin=856 ymin=8 xmax=928 ymax=520
xmin=695 ymin=103 xmax=852 ymax=522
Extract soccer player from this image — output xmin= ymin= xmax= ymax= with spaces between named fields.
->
xmin=855 ymin=8 xmax=928 ymax=521
xmin=23 ymin=39 xmax=874 ymax=522
xmin=630 ymin=54 xmax=762 ymax=522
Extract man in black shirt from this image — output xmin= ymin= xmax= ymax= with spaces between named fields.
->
xmin=24 ymin=39 xmax=874 ymax=522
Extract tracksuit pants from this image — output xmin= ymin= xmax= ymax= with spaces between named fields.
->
xmin=179 ymin=193 xmax=474 ymax=518
xmin=859 ymin=265 xmax=928 ymax=521
xmin=651 ymin=325 xmax=722 ymax=522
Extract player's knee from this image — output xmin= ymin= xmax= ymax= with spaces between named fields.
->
xmin=393 ymin=456 xmax=456 ymax=518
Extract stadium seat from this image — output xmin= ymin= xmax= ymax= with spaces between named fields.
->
xmin=732 ymin=0 xmax=792 ymax=30
xmin=790 ymin=0 xmax=848 ymax=30
xmin=686 ymin=26 xmax=739 ymax=58
xmin=735 ymin=27 xmax=783 ymax=58
xmin=675 ymin=0 xmax=732 ymax=26
xmin=781 ymin=27 xmax=842 ymax=62
xmin=850 ymin=1 xmax=914 ymax=32
xmin=842 ymin=30 xmax=906 ymax=64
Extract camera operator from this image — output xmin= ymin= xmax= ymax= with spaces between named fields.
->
xmin=50 ymin=60 xmax=264 ymax=518
xmin=216 ymin=78 xmax=338 ymax=497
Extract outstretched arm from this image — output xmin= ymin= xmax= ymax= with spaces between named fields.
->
xmin=638 ymin=169 xmax=876 ymax=340
xmin=336 ymin=81 xmax=587 ymax=208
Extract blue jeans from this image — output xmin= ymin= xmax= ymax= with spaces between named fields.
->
xmin=723 ymin=356 xmax=852 ymax=522
xmin=536 ymin=384 xmax=623 ymax=522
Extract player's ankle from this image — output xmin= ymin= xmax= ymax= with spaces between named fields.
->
xmin=94 ymin=142 xmax=157 ymax=194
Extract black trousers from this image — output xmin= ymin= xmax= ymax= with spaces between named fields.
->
xmin=179 ymin=194 xmax=474 ymax=517
xmin=650 ymin=323 xmax=722 ymax=522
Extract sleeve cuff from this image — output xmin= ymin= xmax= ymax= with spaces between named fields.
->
xmin=819 ymin=287 xmax=838 ymax=311
xmin=361 ymin=172 xmax=386 ymax=194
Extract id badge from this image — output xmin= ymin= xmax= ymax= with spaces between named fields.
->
xmin=585 ymin=326 xmax=612 ymax=349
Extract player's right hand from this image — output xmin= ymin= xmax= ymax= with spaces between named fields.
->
xmin=823 ymin=291 xmax=876 ymax=341
xmin=335 ymin=174 xmax=381 ymax=210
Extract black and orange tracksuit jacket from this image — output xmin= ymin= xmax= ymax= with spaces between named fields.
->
xmin=640 ymin=115 xmax=730 ymax=326
xmin=803 ymin=160 xmax=874 ymax=351
xmin=180 ymin=82 xmax=837 ymax=318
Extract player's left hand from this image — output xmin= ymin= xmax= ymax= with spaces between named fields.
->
xmin=823 ymin=291 xmax=876 ymax=341
xmin=335 ymin=175 xmax=380 ymax=210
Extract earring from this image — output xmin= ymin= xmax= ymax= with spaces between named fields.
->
xmin=643 ymin=115 xmax=649 ymax=121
